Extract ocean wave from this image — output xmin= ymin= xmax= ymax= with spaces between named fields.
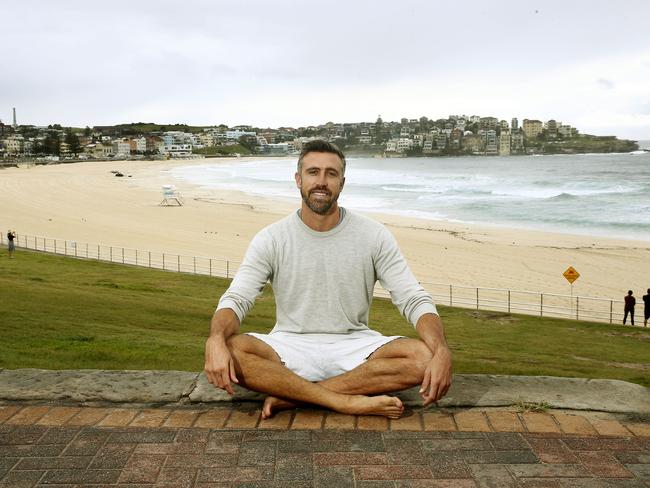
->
xmin=549 ymin=193 xmax=578 ymax=201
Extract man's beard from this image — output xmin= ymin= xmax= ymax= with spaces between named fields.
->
xmin=300 ymin=186 xmax=339 ymax=215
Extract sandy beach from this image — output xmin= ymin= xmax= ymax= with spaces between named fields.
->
xmin=1 ymin=158 xmax=649 ymax=301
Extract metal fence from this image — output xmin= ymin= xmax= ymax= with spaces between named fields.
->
xmin=1 ymin=232 xmax=239 ymax=280
xmin=2 ymin=231 xmax=627 ymax=325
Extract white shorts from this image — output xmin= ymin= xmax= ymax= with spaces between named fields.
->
xmin=246 ymin=329 xmax=405 ymax=382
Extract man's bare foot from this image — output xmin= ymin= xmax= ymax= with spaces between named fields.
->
xmin=261 ymin=396 xmax=299 ymax=419
xmin=342 ymin=395 xmax=404 ymax=419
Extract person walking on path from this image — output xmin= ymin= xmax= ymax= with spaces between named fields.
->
xmin=204 ymin=140 xmax=452 ymax=420
xmin=623 ymin=290 xmax=636 ymax=326
xmin=6 ymin=230 xmax=16 ymax=259
xmin=643 ymin=289 xmax=650 ymax=327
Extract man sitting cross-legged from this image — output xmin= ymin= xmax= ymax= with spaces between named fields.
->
xmin=204 ymin=140 xmax=452 ymax=419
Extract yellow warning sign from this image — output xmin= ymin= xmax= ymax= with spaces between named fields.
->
xmin=563 ymin=266 xmax=580 ymax=284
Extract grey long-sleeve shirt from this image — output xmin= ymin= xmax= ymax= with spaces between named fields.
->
xmin=217 ymin=209 xmax=438 ymax=334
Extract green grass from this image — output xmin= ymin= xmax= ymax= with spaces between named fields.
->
xmin=1 ymin=248 xmax=649 ymax=386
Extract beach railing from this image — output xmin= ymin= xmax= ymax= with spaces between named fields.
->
xmin=1 ymin=232 xmax=238 ymax=279
xmin=2 ymin=231 xmax=628 ymax=325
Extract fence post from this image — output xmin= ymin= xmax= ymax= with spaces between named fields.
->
xmin=74 ymin=242 xmax=77 ymax=257
xmin=540 ymin=293 xmax=543 ymax=317
xmin=148 ymin=251 xmax=151 ymax=268
xmin=209 ymin=258 xmax=212 ymax=276
xmin=449 ymin=285 xmax=453 ymax=306
xmin=163 ymin=253 xmax=165 ymax=270
xmin=64 ymin=240 xmax=67 ymax=255
xmin=54 ymin=239 xmax=57 ymax=254
xmin=43 ymin=237 xmax=46 ymax=251
xmin=226 ymin=261 xmax=229 ymax=278
xmin=576 ymin=296 xmax=579 ymax=320
xmin=177 ymin=255 xmax=180 ymax=272
xmin=110 ymin=246 xmax=113 ymax=262
xmin=97 ymin=245 xmax=100 ymax=260
xmin=135 ymin=250 xmax=138 ymax=266
xmin=193 ymin=256 xmax=196 ymax=274
xmin=508 ymin=290 xmax=511 ymax=313
xmin=609 ymin=300 xmax=613 ymax=324
xmin=122 ymin=248 xmax=125 ymax=264
xmin=476 ymin=288 xmax=479 ymax=310
xmin=34 ymin=236 xmax=37 ymax=249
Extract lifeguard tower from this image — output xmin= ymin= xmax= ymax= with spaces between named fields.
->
xmin=160 ymin=185 xmax=183 ymax=206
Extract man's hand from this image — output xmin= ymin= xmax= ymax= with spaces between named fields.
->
xmin=204 ymin=336 xmax=239 ymax=395
xmin=419 ymin=345 xmax=452 ymax=407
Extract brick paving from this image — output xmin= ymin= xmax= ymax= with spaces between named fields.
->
xmin=0 ymin=403 xmax=648 ymax=487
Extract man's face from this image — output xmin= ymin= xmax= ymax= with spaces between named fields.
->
xmin=295 ymin=151 xmax=345 ymax=215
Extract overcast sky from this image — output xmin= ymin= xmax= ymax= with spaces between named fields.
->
xmin=3 ymin=0 xmax=650 ymax=139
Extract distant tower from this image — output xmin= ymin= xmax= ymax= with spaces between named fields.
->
xmin=511 ymin=117 xmax=518 ymax=130
xmin=12 ymin=107 xmax=17 ymax=129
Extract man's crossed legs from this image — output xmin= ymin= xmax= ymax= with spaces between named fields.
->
xmin=225 ymin=331 xmax=434 ymax=419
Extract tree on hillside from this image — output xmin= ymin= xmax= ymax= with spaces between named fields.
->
xmin=65 ymin=129 xmax=81 ymax=155
xmin=43 ymin=131 xmax=61 ymax=155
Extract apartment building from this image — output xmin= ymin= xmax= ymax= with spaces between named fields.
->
xmin=523 ymin=119 xmax=543 ymax=139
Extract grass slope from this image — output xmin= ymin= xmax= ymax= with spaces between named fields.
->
xmin=1 ymin=248 xmax=648 ymax=386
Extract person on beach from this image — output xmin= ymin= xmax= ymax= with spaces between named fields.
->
xmin=6 ymin=230 xmax=16 ymax=259
xmin=204 ymin=140 xmax=452 ymax=419
xmin=643 ymin=289 xmax=650 ymax=327
xmin=623 ymin=290 xmax=635 ymax=326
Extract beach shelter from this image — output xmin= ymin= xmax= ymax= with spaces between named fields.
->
xmin=160 ymin=185 xmax=183 ymax=206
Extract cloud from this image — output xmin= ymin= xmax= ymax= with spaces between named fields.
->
xmin=596 ymin=79 xmax=615 ymax=90
xmin=1 ymin=0 xmax=650 ymax=140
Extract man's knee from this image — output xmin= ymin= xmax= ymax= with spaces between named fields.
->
xmin=226 ymin=334 xmax=281 ymax=363
xmin=408 ymin=340 xmax=433 ymax=381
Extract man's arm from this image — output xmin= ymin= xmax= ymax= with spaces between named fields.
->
xmin=415 ymin=313 xmax=452 ymax=406
xmin=204 ymin=308 xmax=241 ymax=395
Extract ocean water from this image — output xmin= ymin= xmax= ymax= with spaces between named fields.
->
xmin=168 ymin=152 xmax=650 ymax=241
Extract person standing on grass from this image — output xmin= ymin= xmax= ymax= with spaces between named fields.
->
xmin=623 ymin=290 xmax=635 ymax=326
xmin=643 ymin=289 xmax=650 ymax=327
xmin=7 ymin=230 xmax=16 ymax=259
xmin=204 ymin=139 xmax=452 ymax=420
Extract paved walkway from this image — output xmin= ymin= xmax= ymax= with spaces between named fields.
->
xmin=1 ymin=403 xmax=649 ymax=487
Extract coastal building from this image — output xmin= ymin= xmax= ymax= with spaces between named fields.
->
xmin=130 ymin=137 xmax=147 ymax=154
xmin=449 ymin=129 xmax=463 ymax=150
xmin=499 ymin=120 xmax=509 ymax=130
xmin=480 ymin=117 xmax=499 ymax=130
xmin=358 ymin=135 xmax=372 ymax=144
xmin=226 ymin=130 xmax=256 ymax=140
xmin=112 ymin=139 xmax=131 ymax=156
xmin=3 ymin=135 xmax=24 ymax=155
xmin=436 ymin=133 xmax=447 ymax=150
xmin=511 ymin=118 xmax=519 ymax=130
xmin=84 ymin=142 xmax=113 ymax=158
xmin=385 ymin=139 xmax=398 ymax=152
xmin=499 ymin=130 xmax=511 ymax=155
xmin=558 ymin=124 xmax=575 ymax=138
xmin=522 ymin=119 xmax=543 ymax=139
xmin=146 ymin=136 xmax=164 ymax=154
xmin=546 ymin=120 xmax=558 ymax=139
xmin=397 ymin=138 xmax=414 ymax=152
xmin=164 ymin=144 xmax=193 ymax=157
xmin=511 ymin=131 xmax=524 ymax=153
xmin=198 ymin=132 xmax=215 ymax=147
xmin=484 ymin=130 xmax=498 ymax=155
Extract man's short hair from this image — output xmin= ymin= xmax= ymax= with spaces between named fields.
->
xmin=297 ymin=140 xmax=346 ymax=174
